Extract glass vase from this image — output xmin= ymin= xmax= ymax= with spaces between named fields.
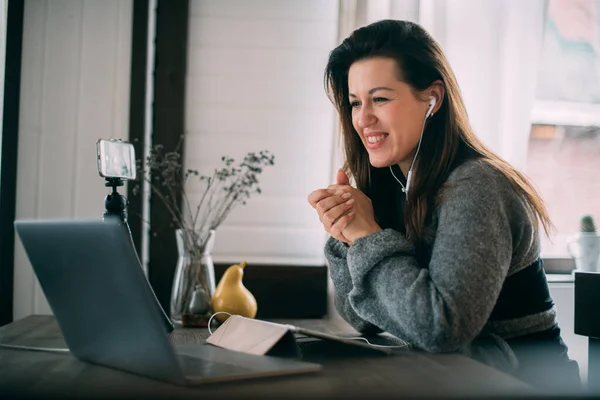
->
xmin=170 ymin=229 xmax=217 ymax=327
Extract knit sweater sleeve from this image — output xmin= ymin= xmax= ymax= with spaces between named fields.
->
xmin=341 ymin=161 xmax=519 ymax=352
xmin=324 ymin=236 xmax=382 ymax=334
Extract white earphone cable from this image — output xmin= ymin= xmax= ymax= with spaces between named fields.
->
xmin=389 ymin=101 xmax=432 ymax=196
xmin=389 ymin=165 xmax=406 ymax=192
xmin=207 ymin=311 xmax=233 ymax=335
xmin=343 ymin=336 xmax=409 ymax=348
xmin=408 ymin=112 xmax=428 ymax=177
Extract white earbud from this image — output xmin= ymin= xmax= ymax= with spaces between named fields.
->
xmin=426 ymin=96 xmax=436 ymax=119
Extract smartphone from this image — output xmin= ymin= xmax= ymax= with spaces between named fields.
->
xmin=96 ymin=139 xmax=137 ymax=180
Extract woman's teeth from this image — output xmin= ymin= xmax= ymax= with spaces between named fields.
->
xmin=367 ymin=133 xmax=388 ymax=143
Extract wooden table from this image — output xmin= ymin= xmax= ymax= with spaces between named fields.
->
xmin=0 ymin=315 xmax=537 ymax=398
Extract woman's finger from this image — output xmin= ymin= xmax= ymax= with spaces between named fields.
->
xmin=316 ymin=192 xmax=352 ymax=220
xmin=320 ymin=197 xmax=354 ymax=229
xmin=327 ymin=184 xmax=353 ymax=194
xmin=330 ymin=211 xmax=355 ymax=240
xmin=307 ymin=189 xmax=333 ymax=208
xmin=328 ymin=220 xmax=352 ymax=244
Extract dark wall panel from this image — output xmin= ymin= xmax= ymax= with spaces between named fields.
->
xmin=0 ymin=0 xmax=25 ymax=326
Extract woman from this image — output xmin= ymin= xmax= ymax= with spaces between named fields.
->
xmin=308 ymin=19 xmax=580 ymax=390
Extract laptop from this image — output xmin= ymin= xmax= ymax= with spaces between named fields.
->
xmin=14 ymin=218 xmax=322 ymax=386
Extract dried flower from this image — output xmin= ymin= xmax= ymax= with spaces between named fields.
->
xmin=133 ymin=139 xmax=275 ymax=250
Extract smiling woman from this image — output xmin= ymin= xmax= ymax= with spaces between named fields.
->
xmin=347 ymin=58 xmax=442 ymax=174
xmin=307 ymin=19 xmax=582 ymax=392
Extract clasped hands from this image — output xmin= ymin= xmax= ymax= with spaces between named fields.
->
xmin=307 ymin=169 xmax=381 ymax=245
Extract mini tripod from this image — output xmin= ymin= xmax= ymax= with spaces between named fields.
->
xmin=103 ymin=177 xmax=128 ymax=223
xmin=100 ymin=175 xmax=175 ymax=333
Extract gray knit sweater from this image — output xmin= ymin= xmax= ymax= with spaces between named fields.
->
xmin=325 ymin=159 xmax=557 ymax=371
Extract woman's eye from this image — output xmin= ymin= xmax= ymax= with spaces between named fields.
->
xmin=350 ymin=101 xmax=360 ymax=108
xmin=373 ymin=97 xmax=388 ymax=103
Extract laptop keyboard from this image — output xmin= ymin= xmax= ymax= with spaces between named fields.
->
xmin=178 ymin=354 xmax=255 ymax=377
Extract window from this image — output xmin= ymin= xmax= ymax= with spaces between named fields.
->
xmin=183 ymin=1 xmax=338 ymax=265
xmin=527 ymin=0 xmax=600 ymax=261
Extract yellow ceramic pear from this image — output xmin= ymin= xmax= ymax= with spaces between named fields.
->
xmin=211 ymin=260 xmax=257 ymax=323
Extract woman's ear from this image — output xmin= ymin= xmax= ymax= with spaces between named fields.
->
xmin=429 ymin=80 xmax=445 ymax=116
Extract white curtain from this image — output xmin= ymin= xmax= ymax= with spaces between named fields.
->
xmin=336 ymin=0 xmax=547 ymax=171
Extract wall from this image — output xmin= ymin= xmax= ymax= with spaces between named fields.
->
xmin=13 ymin=0 xmax=132 ymax=319
xmin=184 ymin=0 xmax=339 ymax=265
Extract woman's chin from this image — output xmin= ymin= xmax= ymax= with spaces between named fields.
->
xmin=368 ymin=155 xmax=394 ymax=168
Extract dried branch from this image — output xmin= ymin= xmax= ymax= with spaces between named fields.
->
xmin=132 ymin=144 xmax=275 ymax=251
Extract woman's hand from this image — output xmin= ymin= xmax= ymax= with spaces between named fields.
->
xmin=307 ymin=188 xmax=356 ymax=244
xmin=308 ymin=169 xmax=381 ymax=245
xmin=326 ymin=184 xmax=382 ymax=243
xmin=308 ymin=169 xmax=356 ymax=244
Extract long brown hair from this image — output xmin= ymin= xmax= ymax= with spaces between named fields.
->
xmin=324 ymin=19 xmax=552 ymax=243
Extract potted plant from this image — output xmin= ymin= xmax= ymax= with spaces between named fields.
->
xmin=134 ymin=141 xmax=275 ymax=326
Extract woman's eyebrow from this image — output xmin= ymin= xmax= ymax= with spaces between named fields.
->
xmin=349 ymin=86 xmax=395 ymax=97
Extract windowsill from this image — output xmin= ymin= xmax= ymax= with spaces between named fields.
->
xmin=543 ymin=257 xmax=575 ymax=283
xmin=531 ymin=100 xmax=600 ymax=126
xmin=542 ymin=256 xmax=575 ymax=274
xmin=546 ymin=273 xmax=574 ymax=284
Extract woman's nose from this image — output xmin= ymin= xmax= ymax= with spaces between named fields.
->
xmin=355 ymin=106 xmax=376 ymax=129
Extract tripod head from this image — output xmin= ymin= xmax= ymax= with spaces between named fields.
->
xmin=103 ymin=178 xmax=128 ymax=223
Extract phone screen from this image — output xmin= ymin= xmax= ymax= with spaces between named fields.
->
xmin=96 ymin=139 xmax=136 ymax=180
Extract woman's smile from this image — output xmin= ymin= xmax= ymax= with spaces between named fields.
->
xmin=364 ymin=132 xmax=389 ymax=149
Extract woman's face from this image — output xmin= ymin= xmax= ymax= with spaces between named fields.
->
xmin=348 ymin=57 xmax=429 ymax=172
